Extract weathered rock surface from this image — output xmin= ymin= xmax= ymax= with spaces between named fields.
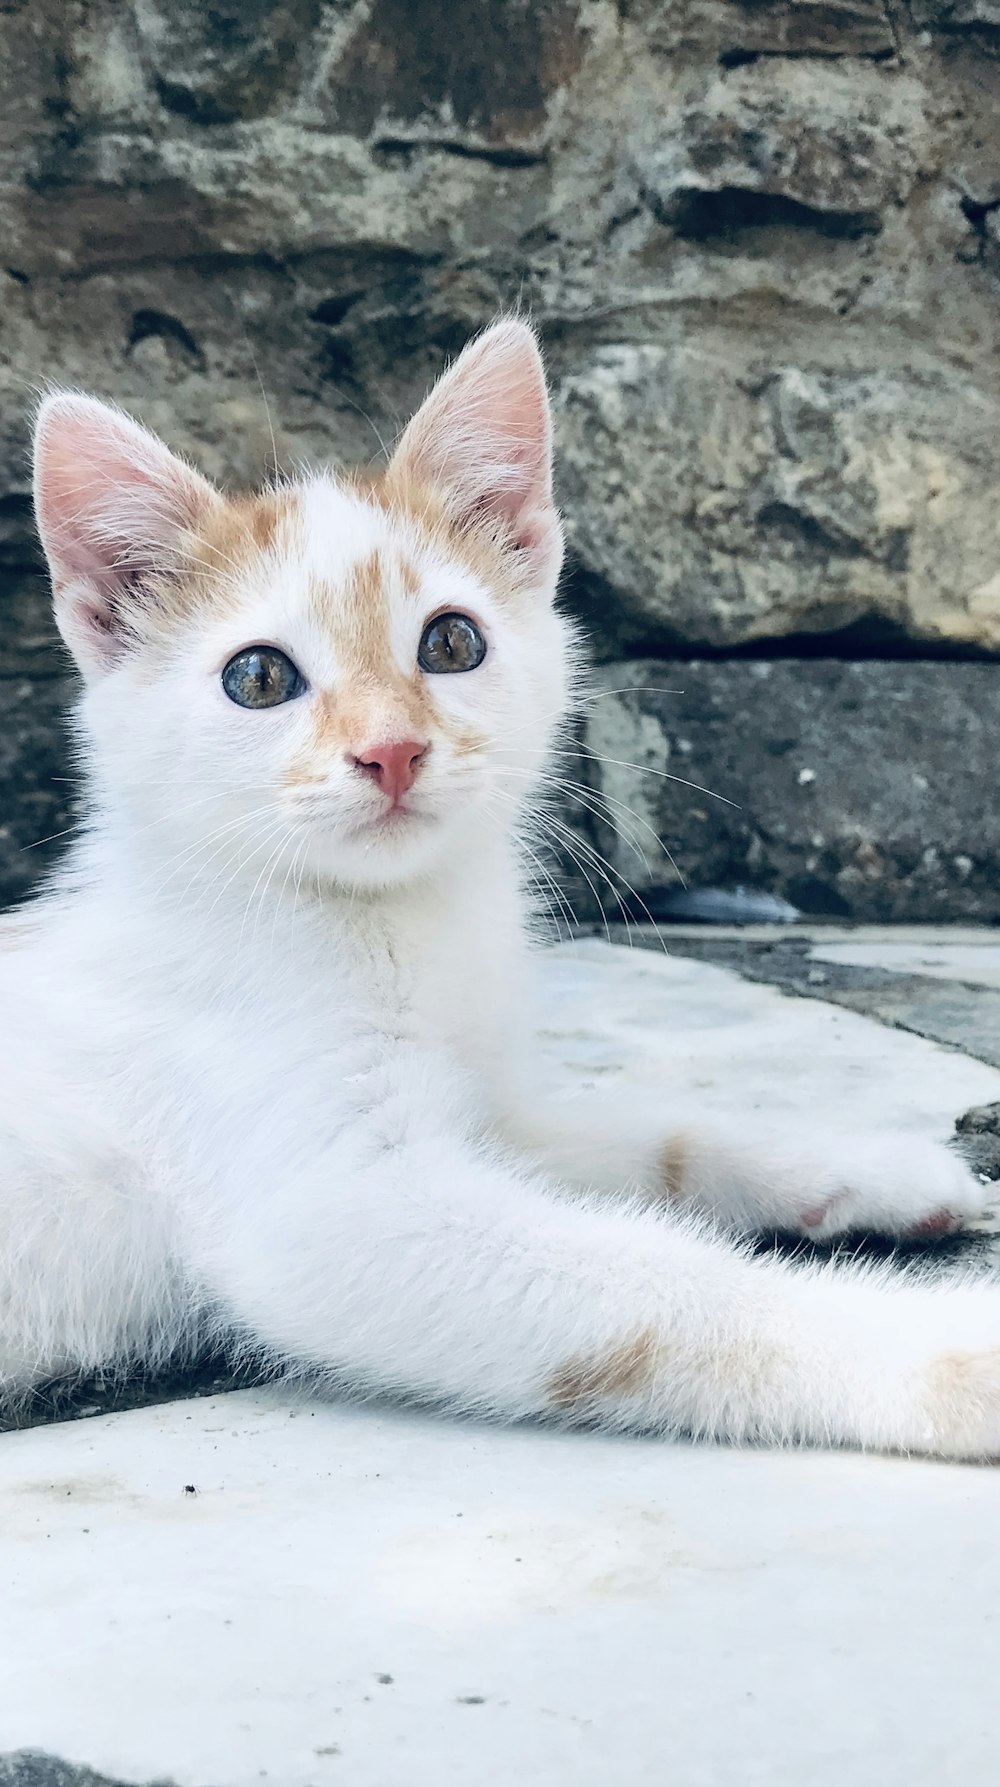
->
xmin=3 ymin=1 xmax=1000 ymax=654
xmin=4 ymin=2 xmax=1000 ymax=918
xmin=560 ymin=659 xmax=1000 ymax=922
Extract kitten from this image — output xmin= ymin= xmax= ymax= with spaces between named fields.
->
xmin=3 ymin=318 xmax=997 ymax=1456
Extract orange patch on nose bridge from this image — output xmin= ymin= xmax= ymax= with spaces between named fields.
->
xmin=283 ymin=679 xmax=434 ymax=790
xmin=289 ymin=541 xmax=484 ymax=781
xmin=322 ymin=548 xmax=435 ymax=742
xmin=549 ymin=1327 xmax=660 ymax=1412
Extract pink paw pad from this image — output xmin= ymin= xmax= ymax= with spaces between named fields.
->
xmin=908 ymin=1209 xmax=962 ymax=1239
xmin=800 ymin=1200 xmax=836 ymax=1231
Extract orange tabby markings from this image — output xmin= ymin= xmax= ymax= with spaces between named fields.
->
xmin=357 ymin=465 xmax=527 ymax=611
xmin=193 ymin=491 xmax=284 ymax=581
xmin=283 ymin=549 xmax=442 ymax=787
xmin=549 ymin=1326 xmax=660 ymax=1411
xmin=135 ymin=491 xmax=289 ymax=653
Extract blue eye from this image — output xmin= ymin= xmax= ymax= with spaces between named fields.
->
xmin=222 ymin=646 xmax=305 ymax=709
xmin=418 ymin=613 xmax=487 ymax=674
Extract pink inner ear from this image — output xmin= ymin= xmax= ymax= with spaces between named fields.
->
xmin=35 ymin=396 xmax=210 ymax=591
xmin=34 ymin=395 xmax=217 ymax=671
xmin=392 ymin=321 xmax=558 ymax=554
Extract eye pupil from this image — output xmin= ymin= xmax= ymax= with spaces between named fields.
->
xmin=222 ymin=646 xmax=304 ymax=709
xmin=418 ymin=613 xmax=487 ymax=675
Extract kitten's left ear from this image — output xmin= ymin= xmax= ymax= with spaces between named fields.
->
xmin=33 ymin=393 xmax=219 ymax=677
xmin=390 ymin=318 xmax=563 ymax=587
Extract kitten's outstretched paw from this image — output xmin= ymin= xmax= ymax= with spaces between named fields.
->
xmin=793 ymin=1138 xmax=987 ymax=1243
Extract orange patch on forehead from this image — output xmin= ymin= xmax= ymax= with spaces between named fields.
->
xmin=348 ymin=464 xmax=523 ymax=610
xmin=192 ymin=490 xmax=287 ymax=580
xmin=132 ymin=489 xmax=293 ymax=658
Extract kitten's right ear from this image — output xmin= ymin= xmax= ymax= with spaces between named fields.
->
xmin=33 ymin=393 xmax=219 ymax=677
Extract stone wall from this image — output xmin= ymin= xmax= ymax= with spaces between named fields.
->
xmin=2 ymin=0 xmax=1000 ymax=916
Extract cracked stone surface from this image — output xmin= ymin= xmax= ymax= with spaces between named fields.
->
xmin=4 ymin=935 xmax=1000 ymax=1786
xmin=5 ymin=0 xmax=1000 ymax=917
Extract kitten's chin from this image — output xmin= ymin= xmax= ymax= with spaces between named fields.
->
xmin=306 ymin=809 xmax=458 ymax=891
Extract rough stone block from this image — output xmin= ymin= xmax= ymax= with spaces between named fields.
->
xmin=560 ymin=659 xmax=1000 ymax=922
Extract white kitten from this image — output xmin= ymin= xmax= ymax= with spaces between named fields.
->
xmin=2 ymin=318 xmax=997 ymax=1458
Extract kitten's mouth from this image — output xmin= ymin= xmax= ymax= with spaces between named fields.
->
xmin=353 ymin=800 xmax=430 ymax=835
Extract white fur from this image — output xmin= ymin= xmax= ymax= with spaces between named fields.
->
xmin=4 ymin=321 xmax=999 ymax=1460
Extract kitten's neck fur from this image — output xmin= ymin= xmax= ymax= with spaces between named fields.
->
xmin=57 ymin=771 xmax=531 ymax=1088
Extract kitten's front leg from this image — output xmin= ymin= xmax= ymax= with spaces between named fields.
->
xmin=497 ymin=1091 xmax=987 ymax=1240
xmin=188 ymin=1058 xmax=1000 ymax=1459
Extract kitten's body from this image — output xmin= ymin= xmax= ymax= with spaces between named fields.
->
xmin=0 ymin=819 xmax=525 ymax=1388
xmin=5 ymin=320 xmax=1000 ymax=1457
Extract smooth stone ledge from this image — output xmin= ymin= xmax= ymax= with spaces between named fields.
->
xmin=535 ymin=937 xmax=1000 ymax=1144
xmin=4 ymin=1392 xmax=1000 ymax=1787
xmin=4 ymin=939 xmax=1000 ymax=1786
xmin=615 ymin=923 xmax=1000 ymax=1072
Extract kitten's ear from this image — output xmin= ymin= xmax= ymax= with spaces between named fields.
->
xmin=390 ymin=319 xmax=562 ymax=586
xmin=33 ymin=393 xmax=219 ymax=677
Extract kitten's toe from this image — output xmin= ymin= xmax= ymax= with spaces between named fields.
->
xmin=907 ymin=1208 xmax=965 ymax=1240
xmin=795 ymin=1139 xmax=988 ymax=1242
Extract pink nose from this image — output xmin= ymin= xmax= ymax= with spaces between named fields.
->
xmin=351 ymin=739 xmax=429 ymax=804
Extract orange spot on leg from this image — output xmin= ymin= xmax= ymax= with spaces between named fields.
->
xmin=549 ymin=1326 xmax=660 ymax=1413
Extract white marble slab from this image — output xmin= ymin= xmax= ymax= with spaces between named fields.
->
xmin=2 ymin=1391 xmax=999 ymax=1787
xmin=810 ymin=934 xmax=1000 ymax=991
xmin=535 ymin=938 xmax=1000 ymax=1139
xmin=4 ymin=939 xmax=1000 ymax=1787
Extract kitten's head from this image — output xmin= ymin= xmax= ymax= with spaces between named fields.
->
xmin=33 ymin=320 xmax=575 ymax=892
